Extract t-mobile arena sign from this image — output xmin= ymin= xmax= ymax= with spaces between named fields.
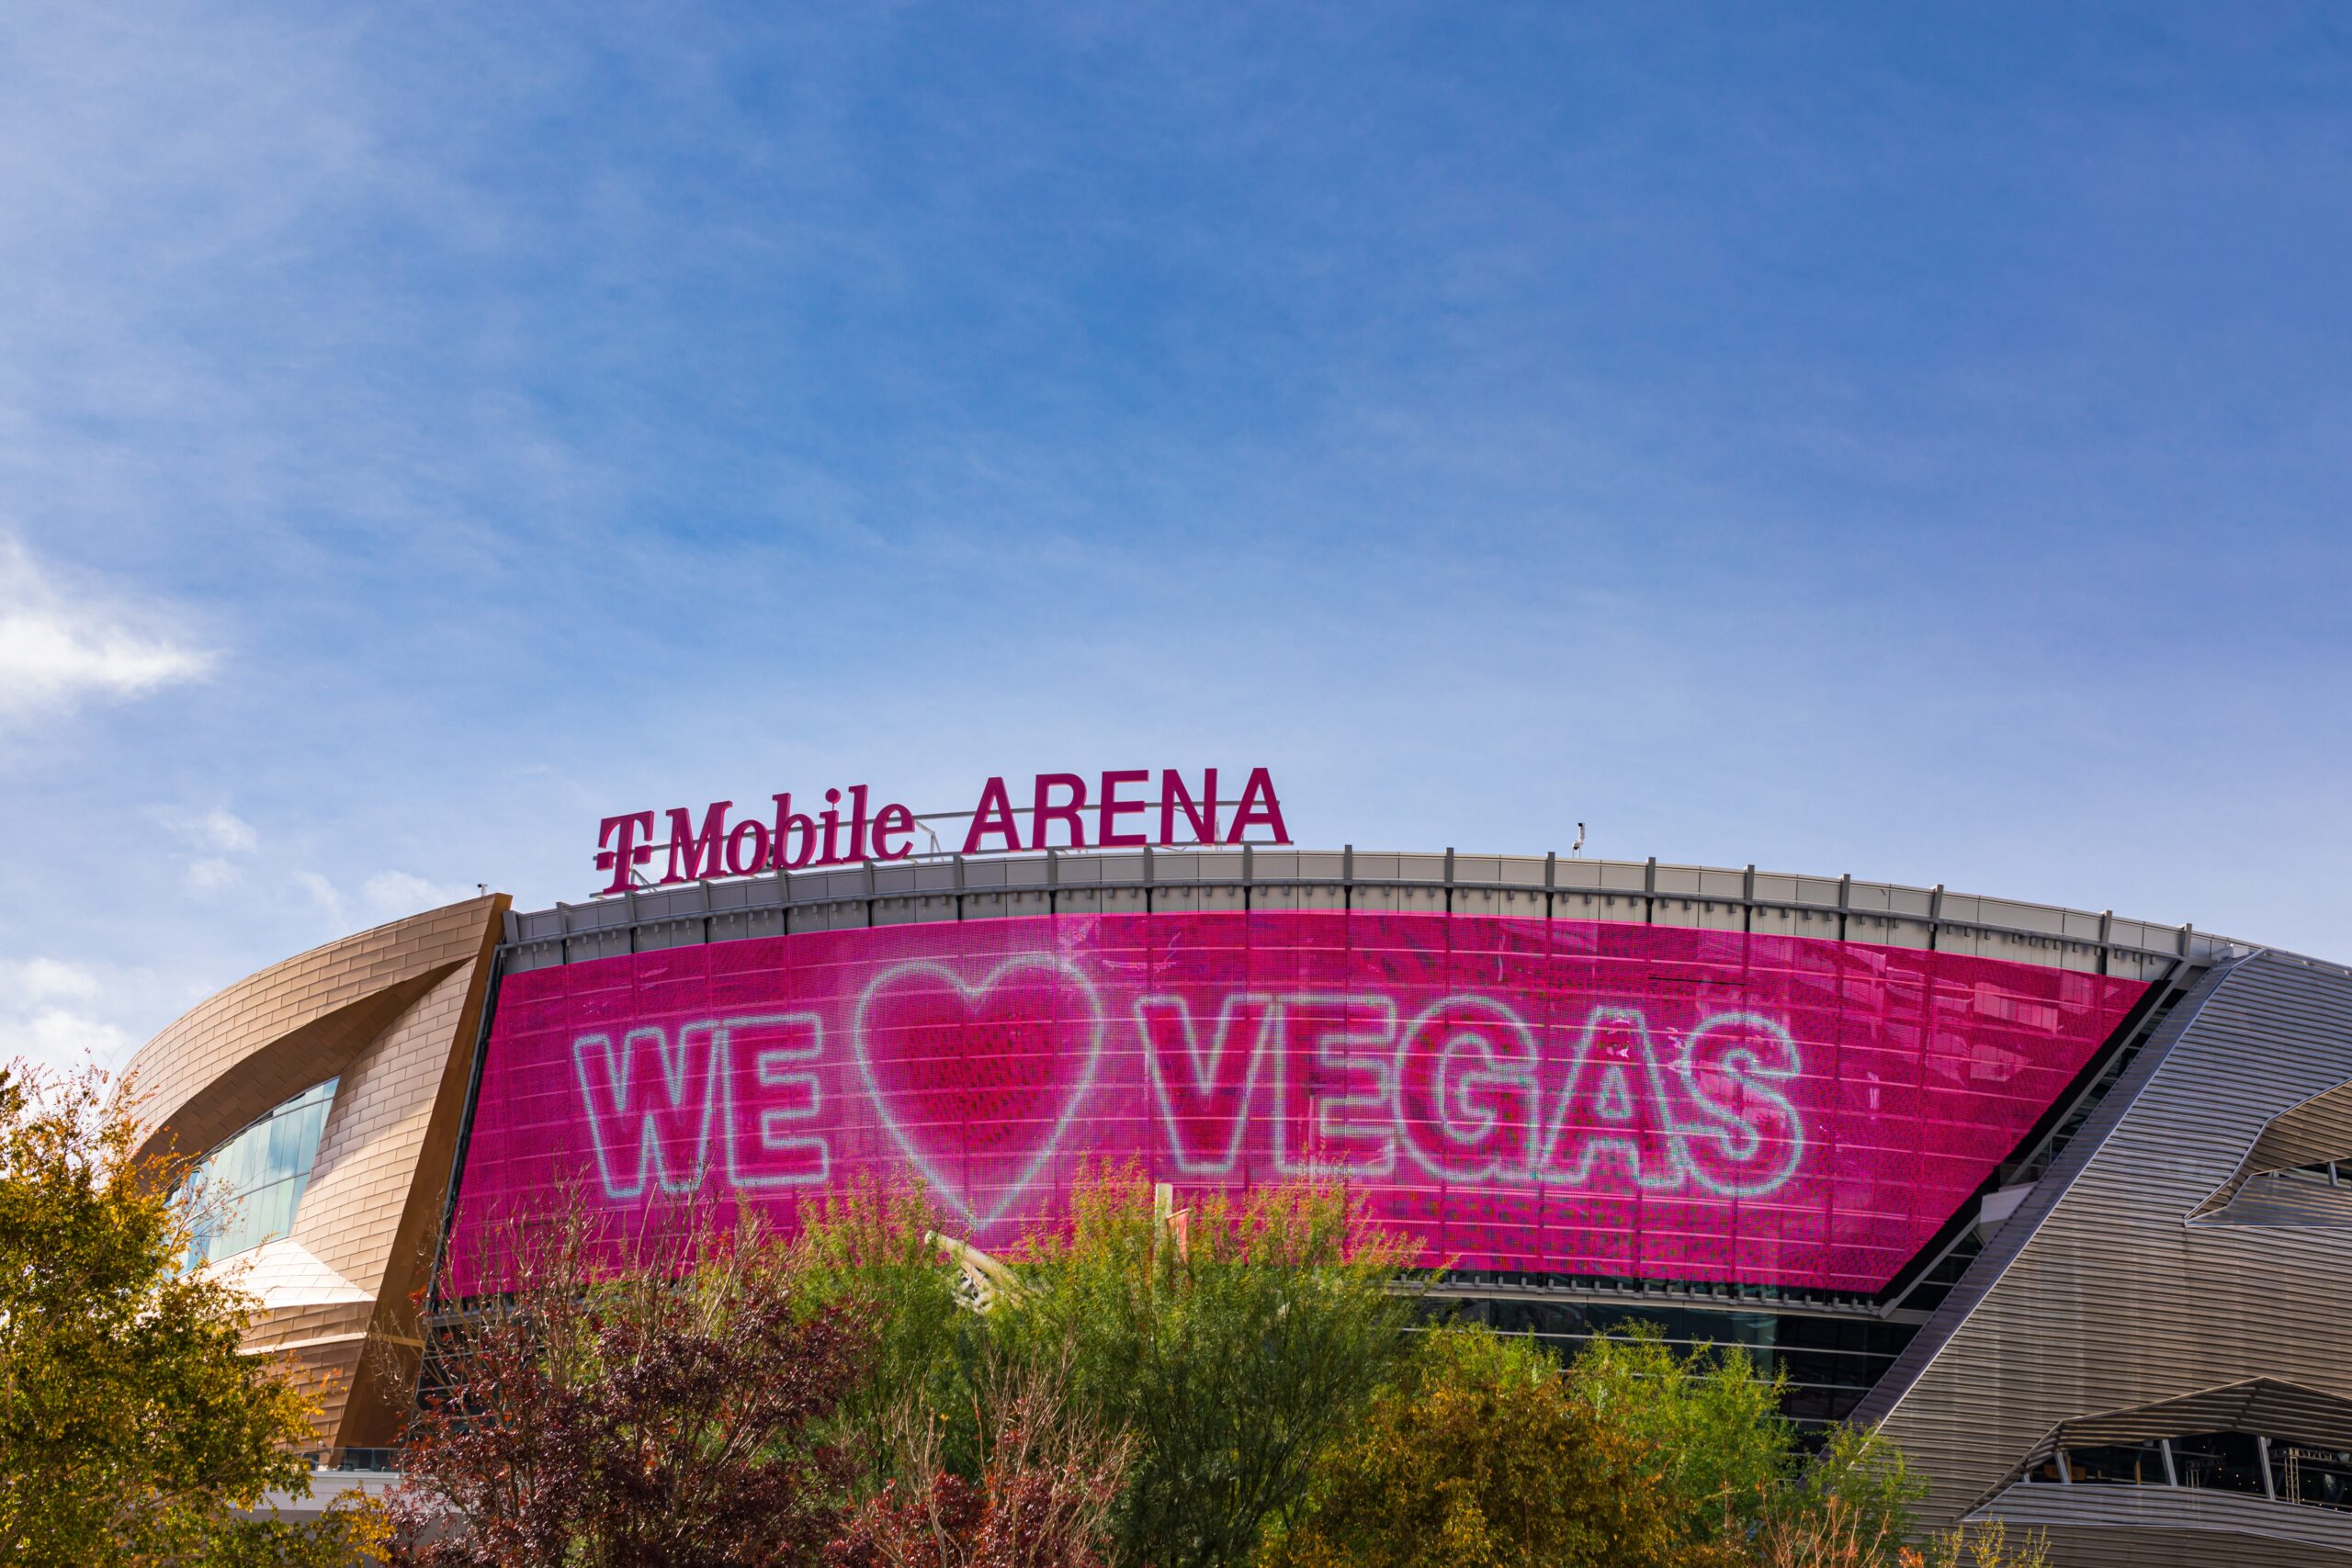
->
xmin=595 ymin=767 xmax=1289 ymax=895
xmin=447 ymin=911 xmax=2143 ymax=1294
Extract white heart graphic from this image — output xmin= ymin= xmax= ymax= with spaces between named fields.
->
xmin=850 ymin=954 xmax=1106 ymax=1231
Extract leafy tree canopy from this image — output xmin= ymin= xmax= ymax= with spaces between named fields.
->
xmin=1260 ymin=1325 xmax=1711 ymax=1568
xmin=985 ymin=1168 xmax=1421 ymax=1568
xmin=0 ymin=1062 xmax=383 ymax=1567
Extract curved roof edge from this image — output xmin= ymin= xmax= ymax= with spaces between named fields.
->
xmin=503 ymin=848 xmax=2253 ymax=980
xmin=123 ymin=895 xmax=507 ymax=1148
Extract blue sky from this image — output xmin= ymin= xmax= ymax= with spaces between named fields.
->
xmin=4 ymin=3 xmax=2348 ymax=1070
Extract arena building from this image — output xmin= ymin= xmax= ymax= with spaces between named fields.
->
xmin=127 ymin=827 xmax=2352 ymax=1566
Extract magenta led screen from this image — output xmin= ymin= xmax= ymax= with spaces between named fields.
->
xmin=447 ymin=912 xmax=2145 ymax=1295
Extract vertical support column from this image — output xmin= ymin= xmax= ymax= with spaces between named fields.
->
xmin=2258 ymin=1434 xmax=2277 ymax=1500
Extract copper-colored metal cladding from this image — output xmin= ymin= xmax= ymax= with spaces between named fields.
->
xmin=124 ymin=895 xmax=507 ymax=1449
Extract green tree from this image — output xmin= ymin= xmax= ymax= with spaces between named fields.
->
xmin=1270 ymin=1322 xmax=1938 ymax=1568
xmin=1570 ymin=1329 xmax=1924 ymax=1555
xmin=1905 ymin=1522 xmax=2052 ymax=1568
xmin=789 ymin=1178 xmax=982 ymax=1491
xmin=1261 ymin=1325 xmax=1713 ymax=1568
xmin=1568 ymin=1326 xmax=1794 ymax=1547
xmin=0 ymin=1061 xmax=384 ymax=1566
xmin=1754 ymin=1422 xmax=1924 ymax=1563
xmin=990 ymin=1168 xmax=1422 ymax=1568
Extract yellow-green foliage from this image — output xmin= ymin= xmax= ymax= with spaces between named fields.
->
xmin=1261 ymin=1325 xmax=1713 ymax=1568
xmin=0 ymin=1063 xmax=385 ymax=1567
xmin=1268 ymin=1323 xmax=1934 ymax=1568
xmin=994 ymin=1166 xmax=1426 ymax=1568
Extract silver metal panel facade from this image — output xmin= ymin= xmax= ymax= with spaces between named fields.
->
xmin=502 ymin=849 xmax=2214 ymax=981
xmin=1858 ymin=950 xmax=2352 ymax=1561
xmin=1970 ymin=1485 xmax=2352 ymax=1567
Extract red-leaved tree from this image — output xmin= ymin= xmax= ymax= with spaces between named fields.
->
xmin=390 ymin=1204 xmax=868 ymax=1568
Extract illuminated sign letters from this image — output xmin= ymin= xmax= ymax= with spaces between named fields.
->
xmin=449 ymin=911 xmax=2145 ymax=1296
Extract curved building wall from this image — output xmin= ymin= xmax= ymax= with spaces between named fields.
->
xmin=124 ymin=895 xmax=507 ymax=1450
xmin=134 ymin=844 xmax=2325 ymax=1568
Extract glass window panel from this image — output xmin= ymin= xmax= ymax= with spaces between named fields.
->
xmin=2170 ymin=1432 xmax=2268 ymax=1497
xmin=183 ymin=1077 xmax=338 ymax=1269
xmin=2065 ymin=1442 xmax=2170 ymax=1486
xmin=2278 ymin=1443 xmax=2352 ymax=1510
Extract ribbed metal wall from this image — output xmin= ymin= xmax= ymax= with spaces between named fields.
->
xmin=1855 ymin=949 xmax=2352 ymax=1562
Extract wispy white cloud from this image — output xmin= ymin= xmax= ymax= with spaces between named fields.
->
xmin=363 ymin=871 xmax=473 ymax=916
xmin=12 ymin=956 xmax=101 ymax=1001
xmin=153 ymin=806 xmax=259 ymax=893
xmin=281 ymin=869 xmax=473 ymax=934
xmin=292 ymin=870 xmax=344 ymax=925
xmin=0 ymin=957 xmax=161 ymax=1075
xmin=3 ymin=1007 xmax=130 ymax=1069
xmin=0 ymin=536 xmax=210 ymax=721
xmin=191 ymin=809 xmax=255 ymax=853
xmin=185 ymin=857 xmax=243 ymax=893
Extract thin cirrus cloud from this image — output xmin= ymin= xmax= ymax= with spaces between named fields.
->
xmin=152 ymin=807 xmax=262 ymax=894
xmin=0 ymin=535 xmax=211 ymax=722
xmin=293 ymin=868 xmax=474 ymax=929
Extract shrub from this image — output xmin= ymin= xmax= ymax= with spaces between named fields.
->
xmin=391 ymin=1204 xmax=866 ymax=1568
xmin=828 ymin=1355 xmax=1132 ymax=1568
xmin=1261 ymin=1325 xmax=1710 ymax=1568
xmin=991 ymin=1168 xmax=1422 ymax=1568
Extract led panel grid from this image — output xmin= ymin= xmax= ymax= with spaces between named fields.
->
xmin=447 ymin=912 xmax=2144 ymax=1294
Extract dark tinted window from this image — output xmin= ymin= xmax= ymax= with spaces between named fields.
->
xmin=2278 ymin=1443 xmax=2352 ymax=1511
xmin=2171 ymin=1432 xmax=2268 ymax=1497
xmin=2065 ymin=1442 xmax=2169 ymax=1485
